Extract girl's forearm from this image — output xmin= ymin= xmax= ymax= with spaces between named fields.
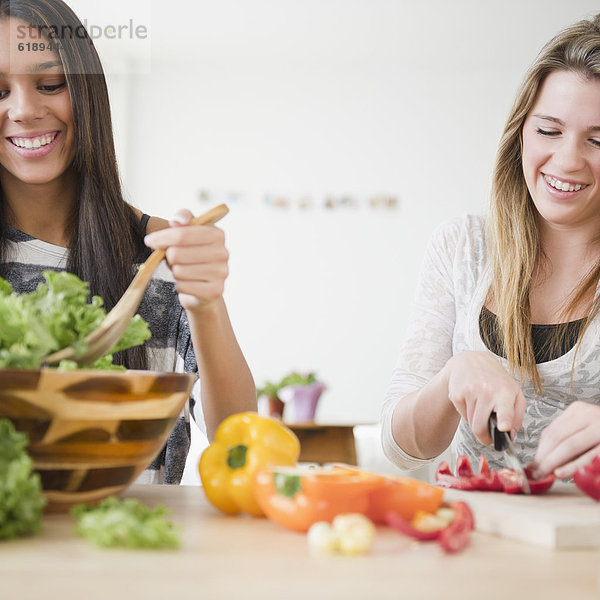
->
xmin=187 ymin=298 xmax=256 ymax=440
xmin=391 ymin=364 xmax=460 ymax=459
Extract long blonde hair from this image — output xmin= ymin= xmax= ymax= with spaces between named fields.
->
xmin=487 ymin=13 xmax=600 ymax=393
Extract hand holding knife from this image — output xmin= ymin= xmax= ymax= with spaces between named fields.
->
xmin=488 ymin=412 xmax=531 ymax=494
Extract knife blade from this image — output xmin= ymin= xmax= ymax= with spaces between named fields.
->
xmin=488 ymin=412 xmax=531 ymax=495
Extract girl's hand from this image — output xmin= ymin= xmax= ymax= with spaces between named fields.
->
xmin=531 ymin=401 xmax=600 ymax=480
xmin=144 ymin=209 xmax=229 ymax=312
xmin=444 ymin=351 xmax=527 ymax=445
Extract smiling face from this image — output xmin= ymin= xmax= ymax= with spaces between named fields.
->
xmin=522 ymin=70 xmax=600 ymax=234
xmin=0 ymin=17 xmax=76 ymax=189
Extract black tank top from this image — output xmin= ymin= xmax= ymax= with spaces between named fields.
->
xmin=479 ymin=305 xmax=586 ymax=364
xmin=140 ymin=213 xmax=151 ymax=235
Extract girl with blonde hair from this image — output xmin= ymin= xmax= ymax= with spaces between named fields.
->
xmin=382 ymin=13 xmax=600 ymax=481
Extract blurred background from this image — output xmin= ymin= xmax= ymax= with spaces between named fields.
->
xmin=67 ymin=0 xmax=600 ymax=482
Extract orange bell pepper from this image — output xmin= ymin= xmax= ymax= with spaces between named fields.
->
xmin=253 ymin=466 xmax=384 ymax=532
xmin=253 ymin=464 xmax=445 ymax=532
xmin=332 ymin=465 xmax=444 ymax=524
xmin=366 ymin=473 xmax=444 ymax=524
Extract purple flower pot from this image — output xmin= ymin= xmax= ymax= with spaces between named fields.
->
xmin=287 ymin=382 xmax=326 ymax=422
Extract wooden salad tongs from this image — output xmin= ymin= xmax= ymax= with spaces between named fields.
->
xmin=43 ymin=203 xmax=229 ymax=366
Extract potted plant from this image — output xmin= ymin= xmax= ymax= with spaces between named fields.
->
xmin=256 ymin=379 xmax=286 ymax=419
xmin=257 ymin=371 xmax=326 ymax=422
xmin=278 ymin=371 xmax=326 ymax=423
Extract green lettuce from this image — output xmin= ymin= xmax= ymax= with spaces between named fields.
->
xmin=0 ymin=419 xmax=46 ymax=540
xmin=71 ymin=496 xmax=180 ymax=549
xmin=0 ymin=270 xmax=151 ymax=369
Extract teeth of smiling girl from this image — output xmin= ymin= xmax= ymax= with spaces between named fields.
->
xmin=10 ymin=134 xmax=57 ymax=149
xmin=544 ymin=174 xmax=585 ymax=192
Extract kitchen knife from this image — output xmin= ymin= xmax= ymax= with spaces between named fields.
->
xmin=488 ymin=412 xmax=531 ymax=495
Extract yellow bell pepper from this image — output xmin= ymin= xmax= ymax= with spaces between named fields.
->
xmin=199 ymin=412 xmax=300 ymax=516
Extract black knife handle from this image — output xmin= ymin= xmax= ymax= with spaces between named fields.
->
xmin=489 ymin=412 xmax=509 ymax=452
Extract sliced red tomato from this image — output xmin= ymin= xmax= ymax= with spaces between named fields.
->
xmin=471 ymin=456 xmax=503 ymax=491
xmin=456 ymin=455 xmax=474 ymax=477
xmin=496 ymin=468 xmax=523 ymax=494
xmin=438 ymin=522 xmax=471 ymax=553
xmin=386 ymin=511 xmax=440 ymax=541
xmin=435 ymin=455 xmax=555 ymax=495
xmin=387 ymin=501 xmax=474 ymax=553
xmin=523 ymin=467 xmax=555 ymax=494
xmin=574 ymin=455 xmax=600 ymax=501
xmin=435 ymin=461 xmax=476 ymax=490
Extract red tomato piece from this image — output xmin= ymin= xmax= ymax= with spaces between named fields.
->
xmin=385 ymin=511 xmax=440 ymax=541
xmin=437 ymin=519 xmax=472 ymax=553
xmin=437 ymin=462 xmax=452 ymax=476
xmin=437 ymin=502 xmax=474 ymax=553
xmin=435 ymin=461 xmax=476 ymax=490
xmin=456 ymin=455 xmax=474 ymax=477
xmin=523 ymin=467 xmax=555 ymax=494
xmin=573 ymin=455 xmax=600 ymax=501
xmin=470 ymin=456 xmax=503 ymax=491
xmin=387 ymin=501 xmax=474 ymax=553
xmin=452 ymin=501 xmax=475 ymax=531
xmin=496 ymin=468 xmax=523 ymax=494
xmin=435 ymin=455 xmax=555 ymax=495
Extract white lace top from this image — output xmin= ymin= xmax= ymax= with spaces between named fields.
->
xmin=381 ymin=214 xmax=600 ymax=472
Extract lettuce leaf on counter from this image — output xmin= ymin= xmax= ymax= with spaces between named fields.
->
xmin=0 ymin=419 xmax=45 ymax=540
xmin=0 ymin=270 xmax=151 ymax=369
xmin=71 ymin=496 xmax=180 ymax=549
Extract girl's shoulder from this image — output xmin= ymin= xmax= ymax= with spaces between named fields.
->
xmin=428 ymin=213 xmax=486 ymax=254
xmin=145 ymin=215 xmax=169 ymax=234
xmin=130 ymin=207 xmax=169 ymax=234
xmin=432 ymin=213 xmax=485 ymax=238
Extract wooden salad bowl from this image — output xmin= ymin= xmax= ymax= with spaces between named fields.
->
xmin=0 ymin=368 xmax=194 ymax=512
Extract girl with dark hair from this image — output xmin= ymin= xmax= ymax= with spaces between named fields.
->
xmin=382 ymin=13 xmax=600 ymax=482
xmin=0 ymin=0 xmax=256 ymax=483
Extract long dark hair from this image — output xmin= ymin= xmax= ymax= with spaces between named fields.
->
xmin=0 ymin=0 xmax=149 ymax=369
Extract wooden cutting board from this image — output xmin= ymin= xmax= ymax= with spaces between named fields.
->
xmin=443 ymin=483 xmax=600 ymax=549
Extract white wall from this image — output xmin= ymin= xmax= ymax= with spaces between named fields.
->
xmin=73 ymin=0 xmax=599 ymax=427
